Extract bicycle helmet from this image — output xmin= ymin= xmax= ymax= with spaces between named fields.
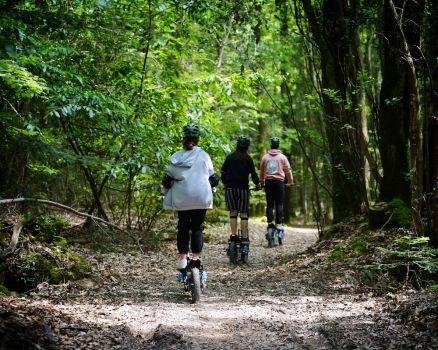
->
xmin=183 ymin=123 xmax=200 ymax=138
xmin=237 ymin=135 xmax=250 ymax=149
xmin=270 ymin=136 xmax=280 ymax=148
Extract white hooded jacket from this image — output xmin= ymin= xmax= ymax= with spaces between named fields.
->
xmin=163 ymin=146 xmax=215 ymax=211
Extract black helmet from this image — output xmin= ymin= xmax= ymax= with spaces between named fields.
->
xmin=270 ymin=136 xmax=280 ymax=148
xmin=237 ymin=135 xmax=250 ymax=149
xmin=183 ymin=123 xmax=200 ymax=138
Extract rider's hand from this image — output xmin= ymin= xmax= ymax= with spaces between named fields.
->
xmin=255 ymin=183 xmax=262 ymax=191
xmin=162 ymin=174 xmax=174 ymax=189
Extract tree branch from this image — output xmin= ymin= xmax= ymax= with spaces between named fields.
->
xmin=0 ymin=198 xmax=124 ymax=232
xmin=0 ymin=223 xmax=23 ymax=259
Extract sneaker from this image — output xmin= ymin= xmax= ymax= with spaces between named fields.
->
xmin=267 ymin=222 xmax=276 ymax=229
xmin=176 ymin=258 xmax=187 ymax=270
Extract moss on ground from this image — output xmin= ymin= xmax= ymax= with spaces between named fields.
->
xmin=0 ymin=284 xmax=11 ymax=296
xmin=388 ymin=198 xmax=412 ymax=227
xmin=25 ymin=214 xmax=70 ymax=244
xmin=6 ymin=247 xmax=91 ymax=291
xmin=329 ymin=242 xmax=347 ymax=260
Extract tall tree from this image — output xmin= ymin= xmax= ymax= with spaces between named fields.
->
xmin=377 ymin=0 xmax=422 ymax=203
xmin=298 ymin=0 xmax=367 ymax=221
xmin=424 ymin=0 xmax=438 ymax=245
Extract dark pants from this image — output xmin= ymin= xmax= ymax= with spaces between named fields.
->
xmin=177 ymin=209 xmax=207 ymax=254
xmin=265 ymin=179 xmax=285 ymax=224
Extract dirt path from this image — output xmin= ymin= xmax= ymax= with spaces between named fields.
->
xmin=1 ymin=221 xmax=436 ymax=349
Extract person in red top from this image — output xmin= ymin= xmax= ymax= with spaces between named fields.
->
xmin=260 ymin=137 xmax=293 ymax=231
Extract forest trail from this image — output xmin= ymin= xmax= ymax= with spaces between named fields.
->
xmin=1 ymin=221 xmax=434 ymax=349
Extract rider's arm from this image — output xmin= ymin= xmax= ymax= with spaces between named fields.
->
xmin=259 ymin=157 xmax=266 ymax=186
xmin=282 ymin=156 xmax=293 ymax=184
xmin=205 ymin=153 xmax=219 ymax=188
xmin=162 ymin=173 xmax=174 ymax=189
xmin=284 ymin=168 xmax=293 ymax=185
xmin=249 ymin=157 xmax=260 ymax=186
xmin=209 ymin=173 xmax=220 ymax=187
xmin=220 ymin=157 xmax=229 ymax=185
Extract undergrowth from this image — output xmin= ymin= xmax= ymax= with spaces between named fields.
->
xmin=1 ymin=213 xmax=91 ymax=293
xmin=322 ymin=217 xmax=438 ymax=291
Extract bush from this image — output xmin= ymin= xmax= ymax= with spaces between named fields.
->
xmin=26 ymin=214 xmax=70 ymax=243
xmin=0 ymin=284 xmax=11 ymax=296
xmin=369 ymin=198 xmax=412 ymax=229
xmin=205 ymin=209 xmax=229 ymax=224
xmin=370 ymin=235 xmax=438 ymax=287
xmin=6 ymin=248 xmax=91 ymax=291
xmin=350 ymin=237 xmax=368 ymax=257
xmin=388 ymin=198 xmax=411 ymax=227
xmin=329 ymin=242 xmax=346 ymax=260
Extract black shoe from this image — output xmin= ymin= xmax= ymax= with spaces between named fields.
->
xmin=187 ymin=259 xmax=201 ymax=269
xmin=229 ymin=235 xmax=240 ymax=242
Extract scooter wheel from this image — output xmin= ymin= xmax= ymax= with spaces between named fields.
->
xmin=229 ymin=241 xmax=238 ymax=264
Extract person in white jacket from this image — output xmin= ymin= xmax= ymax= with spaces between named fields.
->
xmin=162 ymin=124 xmax=219 ymax=270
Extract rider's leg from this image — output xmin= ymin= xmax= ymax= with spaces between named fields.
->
xmin=239 ymin=188 xmax=250 ymax=240
xmin=274 ymin=180 xmax=285 ymax=226
xmin=265 ymin=180 xmax=275 ymax=226
xmin=240 ymin=213 xmax=249 ymax=240
xmin=177 ymin=211 xmax=191 ymax=268
xmin=229 ymin=210 xmax=238 ymax=236
xmin=226 ymin=188 xmax=239 ymax=238
xmin=189 ymin=209 xmax=207 ymax=261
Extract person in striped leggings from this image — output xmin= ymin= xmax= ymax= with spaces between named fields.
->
xmin=221 ymin=135 xmax=260 ymax=244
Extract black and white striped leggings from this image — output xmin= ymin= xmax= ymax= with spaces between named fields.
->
xmin=225 ymin=188 xmax=250 ymax=213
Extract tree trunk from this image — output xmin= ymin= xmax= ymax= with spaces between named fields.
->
xmin=377 ymin=0 xmax=422 ymax=203
xmin=216 ymin=15 xmax=233 ymax=72
xmin=424 ymin=0 xmax=438 ymax=245
xmin=59 ymin=118 xmax=109 ymax=221
xmin=301 ymin=0 xmax=367 ymax=221
xmin=389 ymin=0 xmax=422 ymax=233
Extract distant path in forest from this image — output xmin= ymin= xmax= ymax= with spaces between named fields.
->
xmin=1 ymin=221 xmax=435 ymax=349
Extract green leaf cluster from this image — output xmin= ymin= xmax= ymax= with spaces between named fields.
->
xmin=375 ymin=236 xmax=438 ymax=274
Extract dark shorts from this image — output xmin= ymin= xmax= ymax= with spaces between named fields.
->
xmin=225 ymin=188 xmax=250 ymax=213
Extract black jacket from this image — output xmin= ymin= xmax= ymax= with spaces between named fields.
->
xmin=221 ymin=152 xmax=259 ymax=189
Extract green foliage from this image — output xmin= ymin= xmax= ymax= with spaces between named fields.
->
xmin=26 ymin=214 xmax=69 ymax=244
xmin=323 ymin=225 xmax=338 ymax=237
xmin=329 ymin=242 xmax=347 ymax=260
xmin=327 ymin=224 xmax=369 ymax=260
xmin=0 ymin=284 xmax=11 ymax=296
xmin=371 ymin=235 xmax=438 ymax=285
xmin=8 ymin=248 xmax=91 ymax=290
xmin=387 ymin=198 xmax=412 ymax=227
xmin=350 ymin=237 xmax=369 ymax=257
xmin=0 ymin=0 xmax=329 ymax=230
xmin=205 ymin=208 xmax=229 ymax=224
xmin=0 ymin=60 xmax=48 ymax=97
xmin=369 ymin=199 xmax=412 ymax=229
